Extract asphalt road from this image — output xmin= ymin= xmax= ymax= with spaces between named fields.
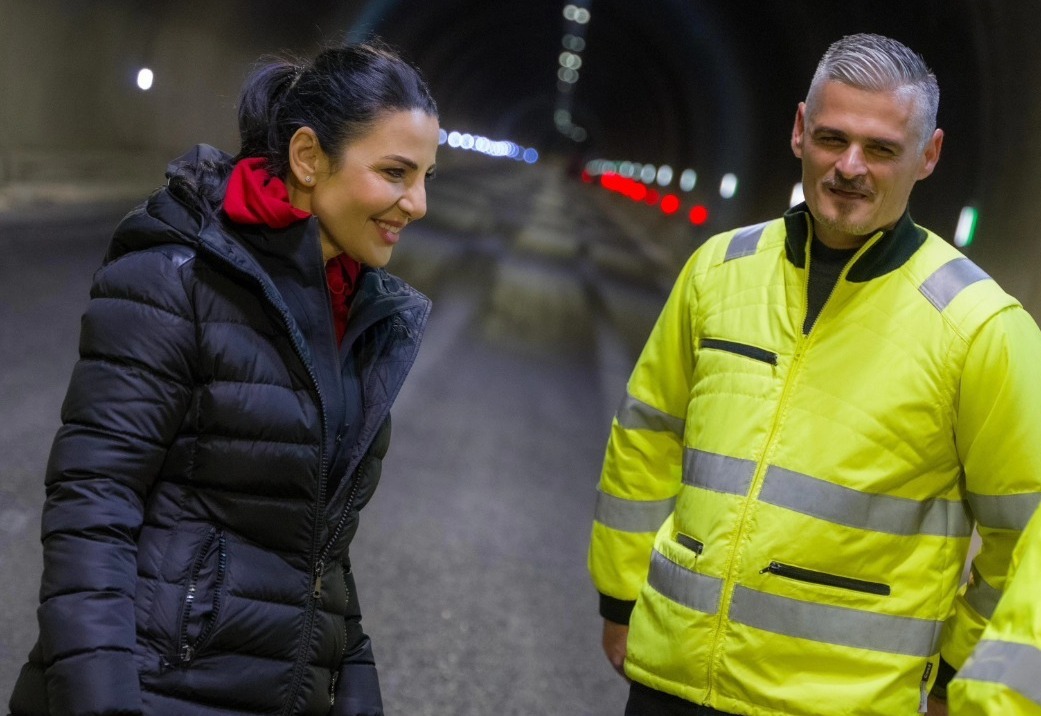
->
xmin=0 ymin=164 xmax=670 ymax=715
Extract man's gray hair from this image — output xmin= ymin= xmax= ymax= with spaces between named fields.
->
xmin=806 ymin=33 xmax=940 ymax=149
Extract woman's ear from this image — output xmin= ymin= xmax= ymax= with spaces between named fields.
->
xmin=287 ymin=127 xmax=325 ymax=187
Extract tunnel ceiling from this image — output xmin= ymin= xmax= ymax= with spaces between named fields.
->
xmin=138 ymin=0 xmax=998 ymax=233
xmin=311 ymin=0 xmax=985 ymax=230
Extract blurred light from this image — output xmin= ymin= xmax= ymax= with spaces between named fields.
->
xmin=679 ymin=169 xmax=697 ymax=192
xmin=789 ymin=182 xmax=804 ymax=207
xmin=447 ymin=131 xmax=462 ymax=148
xmin=574 ymin=8 xmax=591 ymax=23
xmin=720 ymin=173 xmax=738 ymax=199
xmin=460 ymin=133 xmax=475 ymax=150
xmin=438 ymin=129 xmax=448 ymax=145
xmin=523 ymin=148 xmax=539 ymax=164
xmin=558 ymin=67 xmax=579 ymax=83
xmin=644 ymin=189 xmax=660 ymax=206
xmin=136 ymin=68 xmax=154 ymax=91
xmin=581 ymin=169 xmax=592 ymax=183
xmin=954 ymin=206 xmax=979 ymax=247
xmin=640 ymin=165 xmax=657 ymax=184
xmin=557 ymin=80 xmax=574 ymax=93
xmin=563 ymin=4 xmax=578 ymax=20
xmin=570 ymin=126 xmax=587 ymax=142
xmin=661 ymin=194 xmax=681 ymax=214
xmin=689 ymin=205 xmax=709 ymax=225
xmin=559 ymin=52 xmax=582 ymax=70
xmin=555 ymin=109 xmax=572 ymax=126
xmin=656 ymin=165 xmax=674 ymax=187
xmin=563 ymin=34 xmax=586 ymax=52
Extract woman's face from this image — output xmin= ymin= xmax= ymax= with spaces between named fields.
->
xmin=309 ymin=109 xmax=440 ymax=267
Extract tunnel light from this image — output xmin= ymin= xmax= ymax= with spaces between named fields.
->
xmin=689 ymin=205 xmax=709 ymax=225
xmin=563 ymin=34 xmax=586 ymax=52
xmin=656 ymin=165 xmax=674 ymax=187
xmin=679 ymin=169 xmax=697 ymax=192
xmin=438 ymin=129 xmax=448 ymax=145
xmin=563 ymin=4 xmax=578 ymax=20
xmin=720 ymin=173 xmax=738 ymax=199
xmin=522 ymin=148 xmax=539 ymax=164
xmin=447 ymin=131 xmax=462 ymax=148
xmin=574 ymin=8 xmax=591 ymax=23
xmin=954 ymin=206 xmax=979 ymax=247
xmin=558 ymin=67 xmax=579 ymax=83
xmin=619 ymin=162 xmax=635 ymax=178
xmin=570 ymin=126 xmax=587 ymax=142
xmin=559 ymin=52 xmax=582 ymax=70
xmin=136 ymin=68 xmax=154 ymax=91
xmin=790 ymin=182 xmax=805 ymax=207
xmin=640 ymin=165 xmax=657 ymax=184
xmin=554 ymin=109 xmax=571 ymax=127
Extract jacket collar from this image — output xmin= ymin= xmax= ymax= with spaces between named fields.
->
xmin=782 ymin=202 xmax=926 ymax=282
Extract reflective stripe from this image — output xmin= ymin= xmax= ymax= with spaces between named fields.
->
xmin=969 ymin=491 xmax=1041 ymax=531
xmin=730 ymin=586 xmax=942 ymax=657
xmin=964 ymin=566 xmax=1002 ymax=619
xmin=918 ymin=258 xmax=990 ymax=312
xmin=724 ymin=222 xmax=769 ymax=262
xmin=760 ymin=465 xmax=974 ymax=537
xmin=594 ymin=489 xmax=675 ymax=533
xmin=957 ymin=639 xmax=1041 ymax=706
xmin=616 ymin=393 xmax=685 ymax=437
xmin=646 ymin=549 xmax=723 ymax=615
xmin=682 ymin=449 xmax=757 ymax=496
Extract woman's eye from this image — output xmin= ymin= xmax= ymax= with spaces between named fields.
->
xmin=384 ymin=168 xmax=405 ymax=179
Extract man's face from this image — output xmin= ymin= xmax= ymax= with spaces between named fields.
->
xmin=791 ymin=80 xmax=943 ymax=249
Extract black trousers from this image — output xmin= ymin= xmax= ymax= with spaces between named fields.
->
xmin=625 ymin=681 xmax=738 ymax=716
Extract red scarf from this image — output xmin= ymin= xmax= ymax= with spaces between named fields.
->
xmin=224 ymin=158 xmax=360 ymax=344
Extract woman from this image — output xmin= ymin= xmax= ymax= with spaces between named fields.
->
xmin=9 ymin=41 xmax=438 ymax=716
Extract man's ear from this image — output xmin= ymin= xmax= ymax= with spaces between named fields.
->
xmin=791 ymin=102 xmax=807 ymax=159
xmin=287 ymin=127 xmax=325 ymax=185
xmin=916 ymin=128 xmax=944 ymax=180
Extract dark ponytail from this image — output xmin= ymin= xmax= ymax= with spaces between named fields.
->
xmin=234 ymin=40 xmax=438 ymax=177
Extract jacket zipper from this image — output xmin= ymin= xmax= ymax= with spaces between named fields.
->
xmin=761 ymin=561 xmax=891 ymax=596
xmin=700 ymin=338 xmax=778 ymax=366
xmin=196 ymin=243 xmax=331 ymax=715
xmin=175 ymin=527 xmax=227 ymax=664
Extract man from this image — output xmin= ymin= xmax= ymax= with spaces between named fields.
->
xmin=588 ymin=33 xmax=1041 ymax=716
xmin=947 ymin=505 xmax=1041 ymax=715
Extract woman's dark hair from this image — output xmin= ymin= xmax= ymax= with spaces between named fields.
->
xmin=235 ymin=40 xmax=438 ymax=177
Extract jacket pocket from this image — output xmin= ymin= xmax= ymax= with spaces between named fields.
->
xmin=173 ymin=527 xmax=227 ymax=665
xmin=700 ymin=337 xmax=778 ymax=366
xmin=761 ymin=560 xmax=890 ymax=596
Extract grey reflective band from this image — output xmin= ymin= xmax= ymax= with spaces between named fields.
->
xmin=647 ymin=549 xmax=723 ymax=615
xmin=969 ymin=491 xmax=1041 ymax=531
xmin=730 ymin=586 xmax=942 ymax=657
xmin=594 ymin=489 xmax=675 ymax=533
xmin=683 ymin=449 xmax=757 ymax=496
xmin=964 ymin=567 xmax=1002 ymax=619
xmin=956 ymin=639 xmax=1041 ymax=706
xmin=724 ymin=222 xmax=769 ymax=262
xmin=918 ymin=258 xmax=990 ymax=312
xmin=760 ymin=465 xmax=974 ymax=537
xmin=616 ymin=393 xmax=685 ymax=437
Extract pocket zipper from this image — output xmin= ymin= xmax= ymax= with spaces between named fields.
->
xmin=761 ymin=561 xmax=890 ymax=596
xmin=700 ymin=337 xmax=778 ymax=366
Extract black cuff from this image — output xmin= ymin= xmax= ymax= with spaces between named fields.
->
xmin=930 ymin=657 xmax=957 ymax=700
xmin=599 ymin=593 xmax=636 ymax=625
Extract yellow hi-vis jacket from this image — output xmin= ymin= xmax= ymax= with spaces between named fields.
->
xmin=948 ymin=505 xmax=1041 ymax=715
xmin=589 ymin=204 xmax=1041 ymax=716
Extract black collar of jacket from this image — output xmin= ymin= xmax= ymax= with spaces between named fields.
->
xmin=782 ymin=202 xmax=927 ymax=282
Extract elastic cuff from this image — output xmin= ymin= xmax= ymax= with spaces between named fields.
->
xmin=599 ymin=594 xmax=636 ymax=625
xmin=930 ymin=657 xmax=957 ymax=700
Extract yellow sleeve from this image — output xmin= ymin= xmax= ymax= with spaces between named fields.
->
xmin=947 ymin=506 xmax=1041 ymax=714
xmin=942 ymin=306 xmax=1041 ymax=669
xmin=589 ymin=250 xmax=700 ymax=606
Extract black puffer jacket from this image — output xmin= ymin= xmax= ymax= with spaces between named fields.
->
xmin=9 ymin=145 xmax=430 ymax=716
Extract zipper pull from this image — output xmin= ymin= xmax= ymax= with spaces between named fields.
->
xmin=313 ymin=560 xmax=325 ymax=600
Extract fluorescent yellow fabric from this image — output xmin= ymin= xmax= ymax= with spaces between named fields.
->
xmin=589 ymin=210 xmax=1041 ymax=716
xmin=948 ymin=506 xmax=1041 ymax=715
